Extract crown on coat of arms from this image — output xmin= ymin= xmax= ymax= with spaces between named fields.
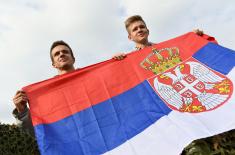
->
xmin=140 ymin=47 xmax=181 ymax=74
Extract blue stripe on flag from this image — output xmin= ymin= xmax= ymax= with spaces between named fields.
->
xmin=193 ymin=43 xmax=235 ymax=75
xmin=35 ymin=81 xmax=171 ymax=155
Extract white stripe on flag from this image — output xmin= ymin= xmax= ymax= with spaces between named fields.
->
xmin=105 ymin=67 xmax=235 ymax=155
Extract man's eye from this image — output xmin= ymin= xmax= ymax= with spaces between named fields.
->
xmin=62 ymin=50 xmax=69 ymax=54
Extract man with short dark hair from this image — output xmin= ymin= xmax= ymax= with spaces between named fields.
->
xmin=12 ymin=40 xmax=76 ymax=136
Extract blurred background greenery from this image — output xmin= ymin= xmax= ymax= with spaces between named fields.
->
xmin=0 ymin=122 xmax=234 ymax=155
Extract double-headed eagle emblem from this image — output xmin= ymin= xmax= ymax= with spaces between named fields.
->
xmin=141 ymin=48 xmax=233 ymax=113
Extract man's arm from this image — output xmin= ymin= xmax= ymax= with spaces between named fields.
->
xmin=12 ymin=90 xmax=35 ymax=137
xmin=113 ymin=29 xmax=217 ymax=60
xmin=12 ymin=107 xmax=35 ymax=136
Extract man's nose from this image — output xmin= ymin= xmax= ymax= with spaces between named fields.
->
xmin=59 ymin=52 xmax=65 ymax=57
xmin=137 ymin=28 xmax=143 ymax=32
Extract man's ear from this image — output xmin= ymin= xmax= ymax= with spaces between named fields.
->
xmin=52 ymin=62 xmax=56 ymax=68
xmin=128 ymin=34 xmax=132 ymax=41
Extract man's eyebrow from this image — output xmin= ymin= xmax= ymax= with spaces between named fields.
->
xmin=133 ymin=27 xmax=138 ymax=31
xmin=53 ymin=51 xmax=60 ymax=56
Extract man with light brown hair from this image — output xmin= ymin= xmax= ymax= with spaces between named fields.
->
xmin=113 ymin=15 xmax=204 ymax=60
xmin=125 ymin=15 xmax=153 ymax=50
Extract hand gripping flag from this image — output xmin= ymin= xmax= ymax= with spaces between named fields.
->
xmin=23 ymin=32 xmax=235 ymax=155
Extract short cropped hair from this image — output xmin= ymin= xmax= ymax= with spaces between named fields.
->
xmin=125 ymin=15 xmax=147 ymax=33
xmin=50 ymin=40 xmax=75 ymax=63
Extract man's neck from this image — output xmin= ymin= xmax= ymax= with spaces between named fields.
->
xmin=58 ymin=67 xmax=75 ymax=75
xmin=135 ymin=41 xmax=153 ymax=50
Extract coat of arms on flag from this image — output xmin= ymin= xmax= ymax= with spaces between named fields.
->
xmin=142 ymin=48 xmax=233 ymax=113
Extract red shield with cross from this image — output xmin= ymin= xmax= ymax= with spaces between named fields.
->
xmin=148 ymin=58 xmax=233 ymax=113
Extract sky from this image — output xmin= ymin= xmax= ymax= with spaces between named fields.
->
xmin=0 ymin=0 xmax=235 ymax=124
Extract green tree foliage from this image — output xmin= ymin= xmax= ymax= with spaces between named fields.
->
xmin=0 ymin=123 xmax=39 ymax=155
xmin=0 ymin=122 xmax=235 ymax=155
xmin=182 ymin=129 xmax=235 ymax=155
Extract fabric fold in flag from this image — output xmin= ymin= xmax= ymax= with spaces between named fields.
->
xmin=23 ymin=32 xmax=235 ymax=155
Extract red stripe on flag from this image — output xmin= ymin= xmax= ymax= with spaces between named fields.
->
xmin=23 ymin=32 xmax=210 ymax=126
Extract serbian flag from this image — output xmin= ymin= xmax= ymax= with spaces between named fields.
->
xmin=23 ymin=32 xmax=235 ymax=155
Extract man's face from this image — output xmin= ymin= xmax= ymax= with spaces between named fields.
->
xmin=51 ymin=45 xmax=75 ymax=70
xmin=128 ymin=20 xmax=149 ymax=44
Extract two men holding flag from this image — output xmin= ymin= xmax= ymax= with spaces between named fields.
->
xmin=12 ymin=15 xmax=228 ymax=155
